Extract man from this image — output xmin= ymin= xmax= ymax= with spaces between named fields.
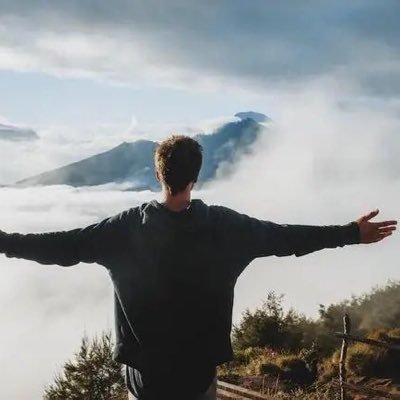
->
xmin=0 ymin=135 xmax=397 ymax=400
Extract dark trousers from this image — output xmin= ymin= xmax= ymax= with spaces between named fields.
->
xmin=125 ymin=364 xmax=217 ymax=400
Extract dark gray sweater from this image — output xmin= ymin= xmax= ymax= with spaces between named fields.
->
xmin=0 ymin=199 xmax=360 ymax=392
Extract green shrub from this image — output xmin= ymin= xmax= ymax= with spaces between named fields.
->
xmin=44 ymin=332 xmax=126 ymax=400
xmin=246 ymin=353 xmax=272 ymax=375
xmin=259 ymin=362 xmax=283 ymax=376
xmin=346 ymin=342 xmax=381 ymax=376
xmin=232 ymin=292 xmax=316 ymax=353
xmin=346 ymin=328 xmax=400 ymax=381
xmin=318 ymin=350 xmax=340 ymax=382
xmin=275 ymin=355 xmax=314 ymax=386
xmin=320 ymin=328 xmax=400 ymax=383
xmin=242 ymin=346 xmax=266 ymax=363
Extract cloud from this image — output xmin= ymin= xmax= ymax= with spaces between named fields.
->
xmin=1 ymin=87 xmax=400 ymax=398
xmin=0 ymin=1 xmax=399 ymax=94
xmin=203 ymin=89 xmax=400 ymax=322
xmin=0 ymin=123 xmax=123 ymax=184
xmin=0 ymin=126 xmax=38 ymax=144
xmin=0 ymin=185 xmax=152 ymax=398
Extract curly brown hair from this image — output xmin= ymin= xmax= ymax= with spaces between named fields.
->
xmin=154 ymin=135 xmax=203 ymax=195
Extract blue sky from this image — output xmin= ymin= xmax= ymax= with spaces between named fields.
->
xmin=0 ymin=70 xmax=273 ymax=126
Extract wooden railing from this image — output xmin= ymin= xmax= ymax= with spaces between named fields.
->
xmin=217 ymin=313 xmax=400 ymax=400
xmin=336 ymin=313 xmax=400 ymax=400
xmin=217 ymin=380 xmax=273 ymax=400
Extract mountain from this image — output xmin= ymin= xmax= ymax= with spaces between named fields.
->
xmin=0 ymin=123 xmax=39 ymax=141
xmin=235 ymin=111 xmax=270 ymax=123
xmin=16 ymin=113 xmax=268 ymax=190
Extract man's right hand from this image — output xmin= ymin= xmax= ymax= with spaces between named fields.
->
xmin=355 ymin=209 xmax=397 ymax=244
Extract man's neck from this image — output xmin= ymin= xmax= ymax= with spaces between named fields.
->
xmin=161 ymin=191 xmax=192 ymax=212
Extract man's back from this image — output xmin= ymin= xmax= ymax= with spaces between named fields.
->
xmin=92 ymin=196 xmax=362 ymax=398
xmin=111 ymin=199 xmax=242 ymax=373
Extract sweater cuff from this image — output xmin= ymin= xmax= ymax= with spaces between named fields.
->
xmin=0 ymin=230 xmax=8 ymax=253
xmin=341 ymin=221 xmax=361 ymax=245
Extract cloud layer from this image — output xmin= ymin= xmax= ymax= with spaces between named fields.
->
xmin=1 ymin=89 xmax=400 ymax=398
xmin=0 ymin=1 xmax=399 ymax=93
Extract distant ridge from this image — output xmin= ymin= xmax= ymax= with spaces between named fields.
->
xmin=0 ymin=123 xmax=38 ymax=141
xmin=16 ymin=113 xmax=268 ymax=190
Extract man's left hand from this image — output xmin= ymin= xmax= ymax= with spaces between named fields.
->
xmin=356 ymin=209 xmax=397 ymax=244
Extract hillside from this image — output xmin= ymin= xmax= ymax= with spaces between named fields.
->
xmin=220 ymin=282 xmax=400 ymax=398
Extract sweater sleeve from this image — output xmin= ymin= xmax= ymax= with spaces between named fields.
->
xmin=0 ymin=208 xmax=135 ymax=267
xmin=217 ymin=206 xmax=361 ymax=260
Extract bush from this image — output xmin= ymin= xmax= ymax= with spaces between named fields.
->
xmin=275 ymin=355 xmax=314 ymax=386
xmin=228 ymin=283 xmax=400 ymax=390
xmin=240 ymin=347 xmax=280 ymax=375
xmin=346 ymin=342 xmax=380 ymax=376
xmin=232 ymin=292 xmax=316 ymax=353
xmin=346 ymin=328 xmax=400 ymax=381
xmin=318 ymin=350 xmax=340 ymax=382
xmin=236 ymin=346 xmax=266 ymax=364
xmin=319 ymin=328 xmax=400 ymax=383
xmin=245 ymin=352 xmax=273 ymax=375
xmin=259 ymin=362 xmax=283 ymax=376
xmin=44 ymin=332 xmax=126 ymax=400
xmin=232 ymin=346 xmax=316 ymax=388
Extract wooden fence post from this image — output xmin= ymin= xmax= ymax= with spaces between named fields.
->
xmin=339 ymin=313 xmax=351 ymax=400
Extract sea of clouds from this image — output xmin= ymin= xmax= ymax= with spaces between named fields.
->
xmin=0 ymin=89 xmax=399 ymax=398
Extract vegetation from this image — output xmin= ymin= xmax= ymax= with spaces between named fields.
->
xmin=232 ymin=292 xmax=316 ymax=353
xmin=44 ymin=332 xmax=127 ymax=400
xmin=320 ymin=328 xmax=400 ymax=382
xmin=220 ymin=281 xmax=400 ymax=397
xmin=44 ymin=281 xmax=400 ymax=399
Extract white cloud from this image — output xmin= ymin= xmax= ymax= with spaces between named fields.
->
xmin=0 ymin=2 xmax=399 ymax=94
xmin=0 ymin=185 xmax=153 ymax=399
xmin=204 ymin=89 xmax=400 ymax=320
xmin=0 ymin=86 xmax=400 ymax=398
xmin=0 ymin=114 xmax=11 ymax=124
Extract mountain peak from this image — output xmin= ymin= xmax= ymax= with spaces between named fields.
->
xmin=234 ymin=111 xmax=269 ymax=123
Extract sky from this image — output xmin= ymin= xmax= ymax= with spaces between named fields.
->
xmin=0 ymin=1 xmax=400 ymax=398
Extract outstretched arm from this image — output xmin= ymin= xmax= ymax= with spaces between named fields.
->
xmin=241 ymin=217 xmax=360 ymax=259
xmin=0 ymin=208 xmax=136 ymax=267
xmin=219 ymin=207 xmax=396 ymax=260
